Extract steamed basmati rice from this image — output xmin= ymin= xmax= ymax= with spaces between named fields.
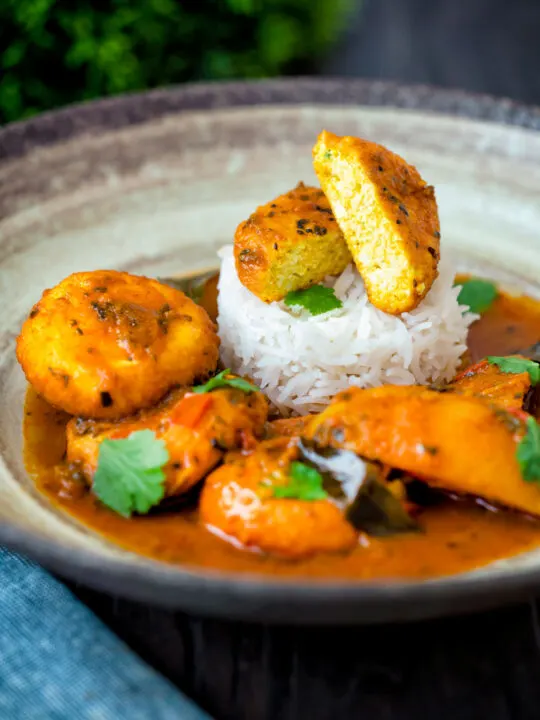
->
xmin=217 ymin=244 xmax=477 ymax=416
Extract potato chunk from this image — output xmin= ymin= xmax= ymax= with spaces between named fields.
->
xmin=67 ymin=385 xmax=268 ymax=497
xmin=200 ymin=437 xmax=357 ymax=557
xmin=313 ymin=130 xmax=440 ymax=314
xmin=234 ymin=182 xmax=351 ymax=303
xmin=307 ymin=385 xmax=540 ymax=517
xmin=451 ymin=357 xmax=532 ymax=411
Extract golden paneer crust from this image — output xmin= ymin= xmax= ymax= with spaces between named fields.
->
xmin=234 ymin=182 xmax=352 ymax=303
xmin=313 ymin=130 xmax=440 ymax=315
xmin=16 ymin=270 xmax=220 ymax=419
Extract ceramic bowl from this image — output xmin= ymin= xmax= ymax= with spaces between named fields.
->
xmin=2 ymin=78 xmax=540 ymax=624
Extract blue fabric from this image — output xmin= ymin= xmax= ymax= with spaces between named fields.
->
xmin=0 ymin=549 xmax=213 ymax=720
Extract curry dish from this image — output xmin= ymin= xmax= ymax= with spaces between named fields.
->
xmin=17 ymin=130 xmax=540 ymax=581
xmin=20 ymin=274 xmax=540 ymax=580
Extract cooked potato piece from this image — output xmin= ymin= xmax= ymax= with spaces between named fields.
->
xmin=451 ymin=357 xmax=532 ymax=411
xmin=307 ymin=385 xmax=540 ymax=516
xmin=17 ymin=270 xmax=220 ymax=419
xmin=312 ymin=130 xmax=440 ymax=314
xmin=200 ymin=437 xmax=357 ymax=557
xmin=66 ymin=385 xmax=268 ymax=497
xmin=234 ymin=182 xmax=352 ymax=302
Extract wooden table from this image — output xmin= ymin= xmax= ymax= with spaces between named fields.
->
xmin=68 ymin=582 xmax=540 ymax=720
xmin=324 ymin=0 xmax=540 ymax=107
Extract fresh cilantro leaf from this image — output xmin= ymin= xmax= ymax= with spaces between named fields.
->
xmin=93 ymin=430 xmax=169 ymax=517
xmin=192 ymin=368 xmax=259 ymax=394
xmin=456 ymin=278 xmax=497 ymax=313
xmin=284 ymin=285 xmax=343 ymax=316
xmin=272 ymin=461 xmax=328 ymax=501
xmin=487 ymin=356 xmax=540 ymax=385
xmin=516 ymin=417 xmax=540 ymax=483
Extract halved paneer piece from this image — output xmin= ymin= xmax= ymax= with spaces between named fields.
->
xmin=312 ymin=130 xmax=440 ymax=315
xmin=234 ymin=181 xmax=352 ymax=302
xmin=307 ymin=385 xmax=540 ymax=517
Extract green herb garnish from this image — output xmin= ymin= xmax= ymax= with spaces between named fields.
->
xmin=487 ymin=356 xmax=540 ymax=385
xmin=516 ymin=417 xmax=540 ymax=483
xmin=284 ymin=285 xmax=343 ymax=316
xmin=456 ymin=278 xmax=497 ymax=313
xmin=272 ymin=461 xmax=328 ymax=501
xmin=93 ymin=430 xmax=169 ymax=517
xmin=193 ymin=368 xmax=259 ymax=394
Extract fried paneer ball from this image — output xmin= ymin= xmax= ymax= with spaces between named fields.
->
xmin=17 ymin=270 xmax=220 ymax=419
xmin=66 ymin=385 xmax=268 ymax=497
xmin=313 ymin=130 xmax=440 ymax=315
xmin=234 ymin=182 xmax=352 ymax=303
xmin=200 ymin=437 xmax=357 ymax=558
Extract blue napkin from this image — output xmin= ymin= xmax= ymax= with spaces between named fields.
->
xmin=0 ymin=549 xmax=213 ymax=720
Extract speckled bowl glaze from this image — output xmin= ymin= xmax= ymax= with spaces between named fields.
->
xmin=3 ymin=79 xmax=540 ymax=625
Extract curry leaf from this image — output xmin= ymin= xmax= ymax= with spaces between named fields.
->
xmin=345 ymin=464 xmax=421 ymax=536
xmin=297 ymin=439 xmax=419 ymax=535
xmin=93 ymin=430 xmax=169 ymax=517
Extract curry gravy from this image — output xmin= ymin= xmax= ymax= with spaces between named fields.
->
xmin=22 ymin=283 xmax=540 ymax=581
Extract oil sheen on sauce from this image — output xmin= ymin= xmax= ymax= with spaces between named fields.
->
xmin=22 ymin=281 xmax=540 ymax=581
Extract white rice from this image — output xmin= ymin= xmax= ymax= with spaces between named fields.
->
xmin=216 ymin=244 xmax=478 ymax=416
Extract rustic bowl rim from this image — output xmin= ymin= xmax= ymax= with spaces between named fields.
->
xmin=2 ymin=77 xmax=540 ymax=624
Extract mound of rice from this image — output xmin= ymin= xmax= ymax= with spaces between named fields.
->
xmin=217 ymin=244 xmax=477 ymax=416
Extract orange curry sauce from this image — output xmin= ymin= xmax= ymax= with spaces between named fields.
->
xmin=22 ymin=279 xmax=540 ymax=581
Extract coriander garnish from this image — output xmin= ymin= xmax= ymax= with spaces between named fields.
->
xmin=193 ymin=368 xmax=259 ymax=394
xmin=516 ymin=417 xmax=540 ymax=483
xmin=284 ymin=285 xmax=343 ymax=316
xmin=487 ymin=356 xmax=540 ymax=385
xmin=271 ymin=462 xmax=328 ymax=501
xmin=456 ymin=278 xmax=497 ymax=314
xmin=93 ymin=430 xmax=169 ymax=517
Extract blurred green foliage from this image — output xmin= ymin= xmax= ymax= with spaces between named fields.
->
xmin=0 ymin=0 xmax=352 ymax=123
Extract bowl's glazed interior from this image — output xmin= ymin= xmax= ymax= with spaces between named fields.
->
xmin=2 ymin=80 xmax=540 ymax=623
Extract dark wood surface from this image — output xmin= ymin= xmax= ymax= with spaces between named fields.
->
xmin=67 ymin=580 xmax=540 ymax=720
xmin=325 ymin=0 xmax=540 ymax=106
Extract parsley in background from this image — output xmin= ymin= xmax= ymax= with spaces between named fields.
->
xmin=0 ymin=0 xmax=354 ymax=123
